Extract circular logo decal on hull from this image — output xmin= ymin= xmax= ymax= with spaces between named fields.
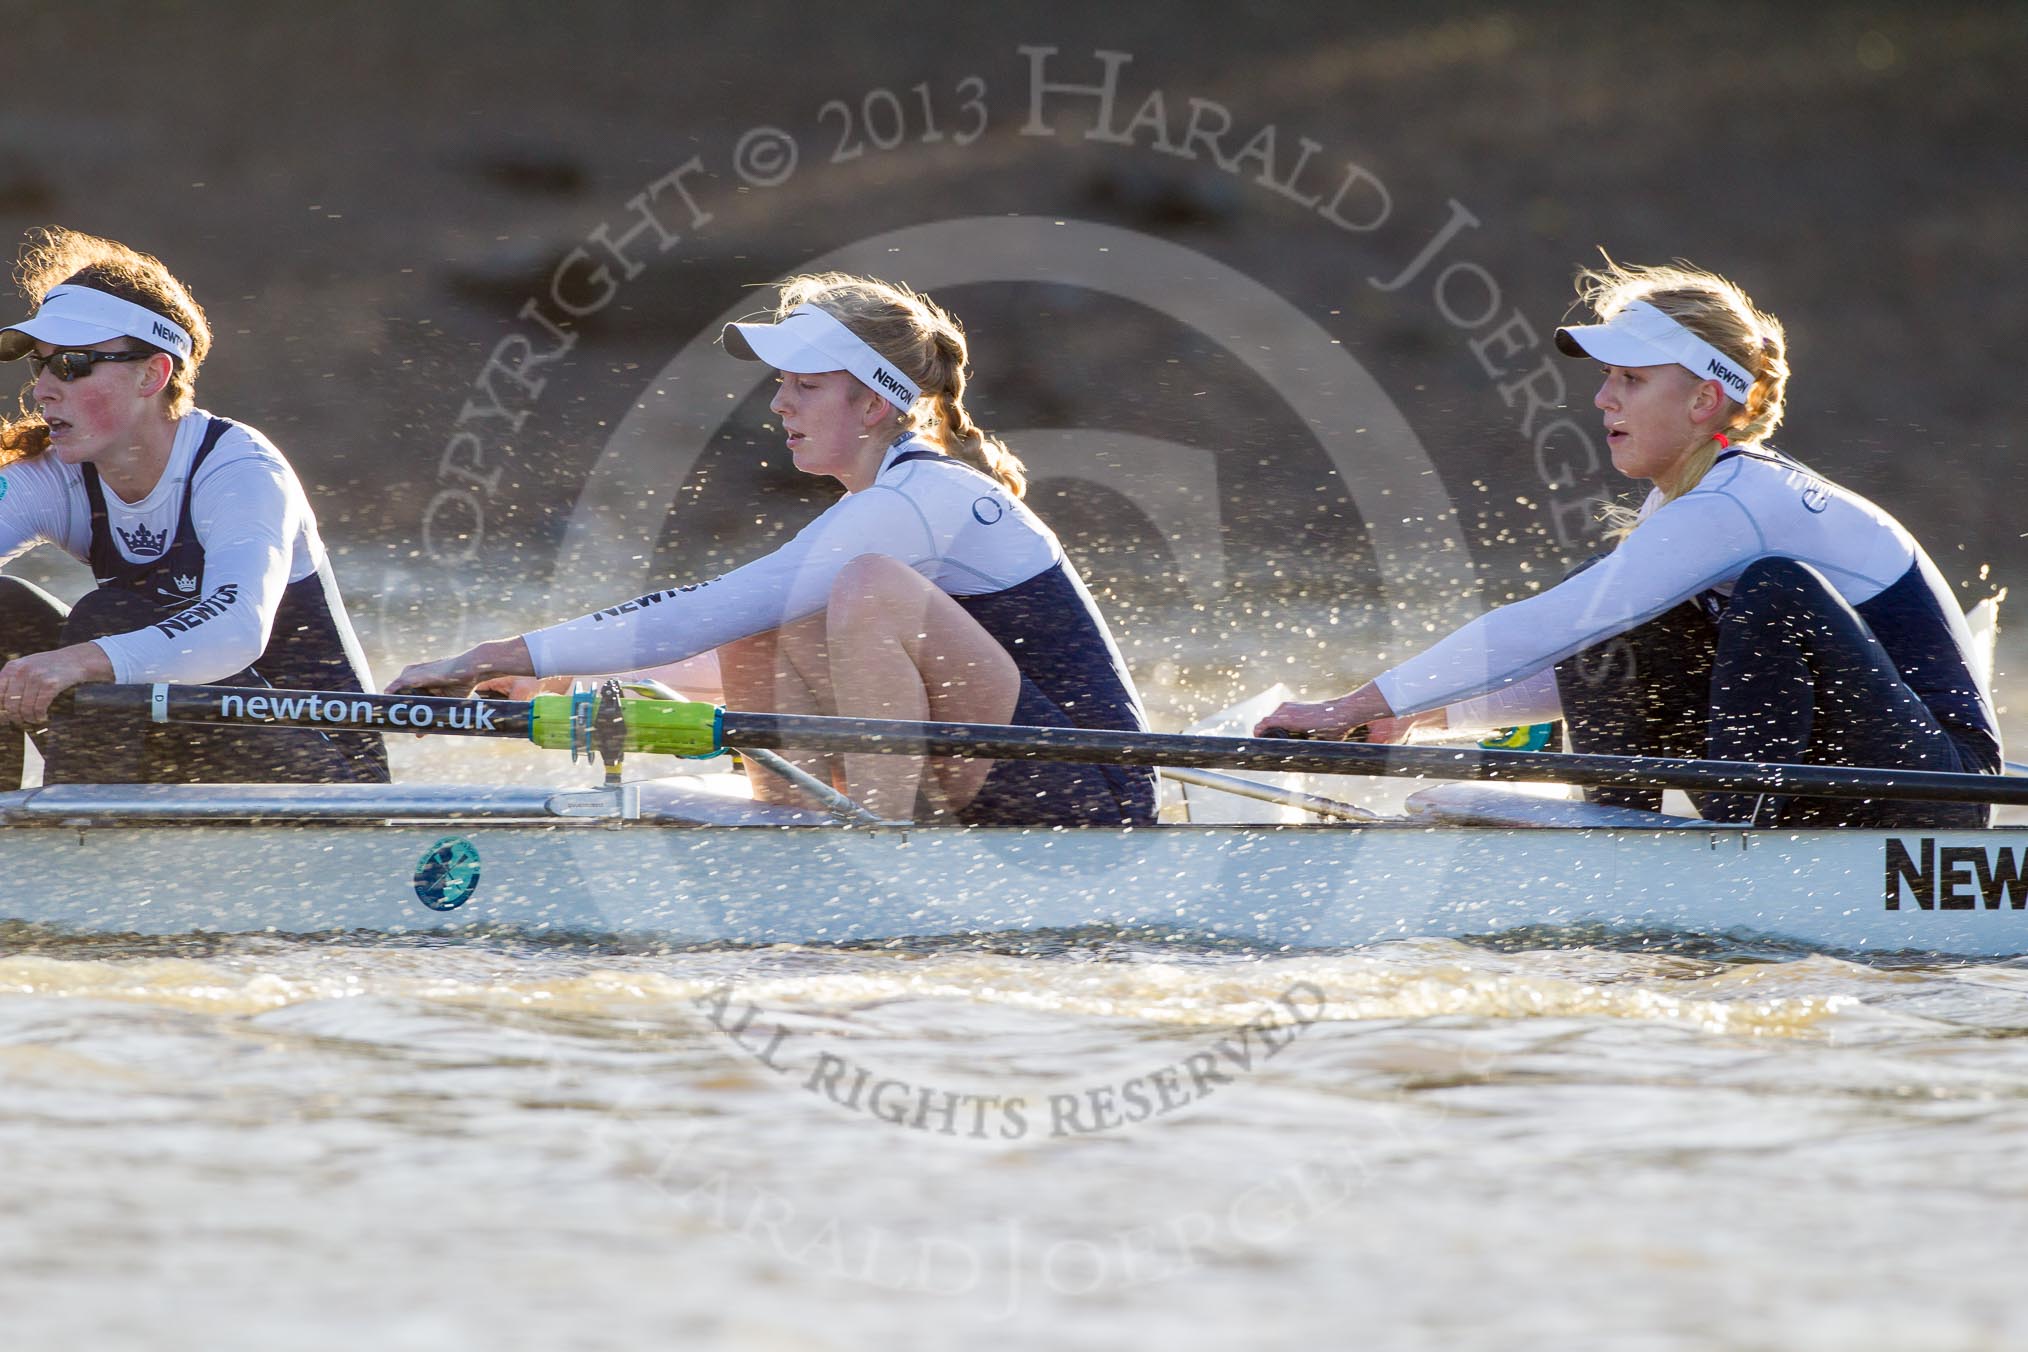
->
xmin=414 ymin=836 xmax=483 ymax=911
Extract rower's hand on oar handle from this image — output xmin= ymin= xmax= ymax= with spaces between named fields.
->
xmin=1253 ymin=698 xmax=1356 ymax=741
xmin=472 ymin=675 xmax=566 ymax=701
xmin=0 ymin=643 xmax=115 ymax=726
xmin=385 ymin=656 xmax=478 ymax=698
xmin=1358 ymin=709 xmax=1445 ymax=745
xmin=1254 ymin=685 xmax=1398 ymax=743
xmin=386 ymin=637 xmax=537 ymax=699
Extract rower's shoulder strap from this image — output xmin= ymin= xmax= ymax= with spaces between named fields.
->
xmin=81 ymin=458 xmax=115 ymax=576
xmin=177 ymin=417 xmax=236 ymax=520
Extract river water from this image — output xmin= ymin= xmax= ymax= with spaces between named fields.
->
xmin=3 ymin=592 xmax=2025 ymax=1349
xmin=3 ymin=921 xmax=2026 ymax=1349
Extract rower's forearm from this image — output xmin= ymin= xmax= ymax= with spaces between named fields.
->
xmin=1334 ymin=682 xmax=1394 ymax=728
xmin=72 ymin=641 xmax=117 ymax=686
xmin=472 ymin=637 xmax=535 ymax=680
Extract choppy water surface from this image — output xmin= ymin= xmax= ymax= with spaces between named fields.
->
xmin=2 ymin=929 xmax=2025 ymax=1351
xmin=5 ymin=615 xmax=2024 ymax=1347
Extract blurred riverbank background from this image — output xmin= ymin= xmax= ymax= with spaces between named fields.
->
xmin=6 ymin=9 xmax=2028 ymax=1352
xmin=1 ymin=1 xmax=2020 ymax=724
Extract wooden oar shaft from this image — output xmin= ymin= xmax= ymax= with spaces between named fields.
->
xmin=721 ymin=710 xmax=2027 ymax=807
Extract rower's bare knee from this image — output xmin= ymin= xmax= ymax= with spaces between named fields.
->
xmin=823 ymin=555 xmax=940 ymax=660
xmin=827 ymin=554 xmax=932 ymax=637
xmin=716 ymin=629 xmax=772 ymax=675
xmin=830 ymin=553 xmax=1018 ymax=710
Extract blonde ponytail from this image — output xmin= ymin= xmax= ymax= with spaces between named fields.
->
xmin=922 ymin=324 xmax=1025 ymax=498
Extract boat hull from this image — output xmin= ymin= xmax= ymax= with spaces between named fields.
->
xmin=4 ymin=782 xmax=2024 ymax=955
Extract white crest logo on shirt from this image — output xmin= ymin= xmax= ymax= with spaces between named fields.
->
xmin=172 ymin=573 xmax=198 ymax=593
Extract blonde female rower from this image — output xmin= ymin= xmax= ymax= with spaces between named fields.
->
xmin=1259 ymin=261 xmax=1999 ymax=827
xmin=390 ymin=273 xmax=1155 ymax=825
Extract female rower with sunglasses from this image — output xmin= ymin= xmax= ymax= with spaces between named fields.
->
xmin=0 ymin=227 xmax=387 ymax=785
xmin=1258 ymin=260 xmax=2000 ymax=828
xmin=389 ymin=272 xmax=1155 ymax=826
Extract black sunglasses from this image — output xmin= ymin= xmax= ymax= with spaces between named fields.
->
xmin=25 ymin=349 xmax=157 ymax=382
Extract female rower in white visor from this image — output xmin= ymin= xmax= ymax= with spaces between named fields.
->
xmin=1258 ymin=260 xmax=1999 ymax=828
xmin=389 ymin=272 xmax=1155 ymax=825
xmin=0 ymin=227 xmax=387 ymax=785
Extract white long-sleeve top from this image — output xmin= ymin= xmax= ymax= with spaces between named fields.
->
xmin=523 ymin=436 xmax=1062 ymax=676
xmin=0 ymin=410 xmax=337 ymax=683
xmin=1379 ymin=448 xmax=1992 ymax=753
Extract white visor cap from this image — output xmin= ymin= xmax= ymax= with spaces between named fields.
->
xmin=723 ymin=303 xmax=922 ymax=410
xmin=1554 ymin=300 xmax=1754 ymax=405
xmin=0 ymin=284 xmax=195 ymax=363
